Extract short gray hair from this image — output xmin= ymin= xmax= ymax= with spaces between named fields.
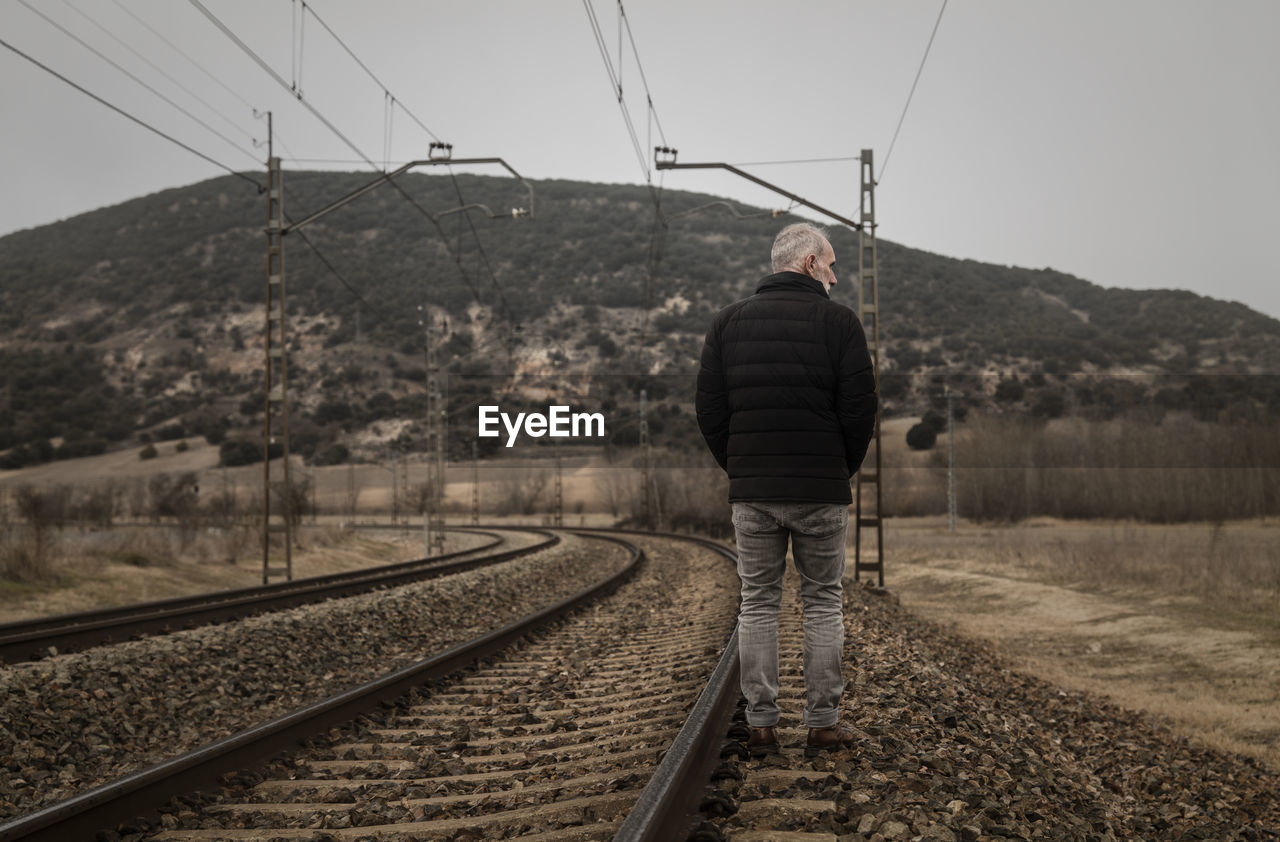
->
xmin=770 ymin=222 xmax=830 ymax=272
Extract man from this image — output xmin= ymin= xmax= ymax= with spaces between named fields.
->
xmin=695 ymin=222 xmax=877 ymax=757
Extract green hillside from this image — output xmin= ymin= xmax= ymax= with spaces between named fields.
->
xmin=1 ymin=171 xmax=1277 ymax=468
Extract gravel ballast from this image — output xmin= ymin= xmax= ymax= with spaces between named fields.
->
xmin=0 ymin=533 xmax=628 ymax=819
xmin=708 ymin=582 xmax=1280 ymax=840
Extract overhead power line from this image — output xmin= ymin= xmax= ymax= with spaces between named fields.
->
xmin=59 ymin=0 xmax=258 ymax=147
xmin=582 ymin=0 xmax=671 ymax=185
xmin=106 ymin=0 xmax=296 ymax=160
xmin=288 ymin=224 xmax=392 ymax=322
xmin=583 ymin=0 xmax=648 ymax=181
xmin=298 ymin=1 xmax=442 ymax=144
xmin=187 ymin=0 xmax=371 ymax=169
xmin=108 ymin=0 xmax=257 ymax=112
xmin=187 ymin=0 xmax=519 ymax=332
xmin=0 ymin=35 xmax=262 ymax=190
xmin=17 ymin=0 xmax=261 ymax=166
xmin=732 ymin=155 xmax=862 ymax=167
xmin=446 ymin=166 xmax=515 ymax=320
xmin=581 ymin=0 xmax=673 ymax=335
xmin=618 ymin=1 xmax=668 ymax=153
xmin=880 ymin=0 xmax=948 ymax=183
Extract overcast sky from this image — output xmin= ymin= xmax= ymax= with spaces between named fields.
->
xmin=2 ymin=0 xmax=1277 ymax=319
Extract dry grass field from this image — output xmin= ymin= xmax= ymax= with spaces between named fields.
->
xmin=0 ymin=525 xmax=484 ymax=624
xmin=4 ymin=433 xmax=1277 ymax=775
xmin=873 ymin=517 xmax=1280 ymax=771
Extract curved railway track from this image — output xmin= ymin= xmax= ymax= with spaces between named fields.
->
xmin=701 ymin=573 xmax=843 ymax=841
xmin=0 ymin=528 xmax=747 ymax=842
xmin=0 ymin=527 xmax=556 ymax=664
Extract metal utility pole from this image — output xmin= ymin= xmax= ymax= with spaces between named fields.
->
xmin=639 ymin=389 xmax=651 ymax=529
xmin=398 ymin=454 xmax=410 ymax=529
xmin=853 ymin=149 xmax=885 ymax=586
xmin=433 ymin=357 xmax=446 ymax=555
xmin=947 ymin=387 xmax=957 ymax=533
xmin=259 ymin=148 xmax=530 ymax=549
xmin=261 ymin=113 xmax=293 ymax=584
xmin=346 ymin=463 xmax=356 ymax=520
xmin=553 ymin=440 xmax=564 ymax=527
xmin=421 ymin=309 xmax=446 ymax=555
xmin=389 ymin=458 xmax=400 ymax=525
xmin=422 ymin=308 xmax=435 ymax=550
xmin=471 ymin=441 xmax=480 ymax=526
xmin=655 ymin=146 xmax=882 ymax=580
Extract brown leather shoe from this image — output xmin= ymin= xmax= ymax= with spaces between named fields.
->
xmin=746 ymin=725 xmax=779 ymax=756
xmin=805 ymin=722 xmax=856 ymax=758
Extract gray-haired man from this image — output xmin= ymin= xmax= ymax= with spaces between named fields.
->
xmin=695 ymin=222 xmax=877 ymax=755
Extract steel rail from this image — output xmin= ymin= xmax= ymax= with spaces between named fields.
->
xmin=548 ymin=527 xmax=743 ymax=842
xmin=0 ymin=527 xmax=557 ymax=664
xmin=483 ymin=524 xmax=745 ymax=838
xmin=0 ymin=527 xmax=503 ymax=635
xmin=0 ymin=532 xmax=644 ymax=842
xmin=611 ymin=533 xmax=741 ymax=842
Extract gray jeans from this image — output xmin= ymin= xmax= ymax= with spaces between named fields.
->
xmin=731 ymin=501 xmax=848 ymax=729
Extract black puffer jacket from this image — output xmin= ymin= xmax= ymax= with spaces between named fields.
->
xmin=695 ymin=271 xmax=878 ymax=504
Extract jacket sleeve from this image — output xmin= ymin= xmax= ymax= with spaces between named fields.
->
xmin=695 ymin=321 xmax=731 ymax=471
xmin=835 ymin=311 xmax=878 ymax=476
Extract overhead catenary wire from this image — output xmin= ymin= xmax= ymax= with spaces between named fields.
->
xmin=0 ymin=35 xmax=262 ymax=191
xmin=582 ymin=0 xmax=672 ymax=338
xmin=582 ymin=0 xmax=649 ymax=181
xmin=732 ymin=156 xmax=862 ymax=167
xmin=108 ymin=0 xmax=297 ymax=161
xmin=108 ymin=0 xmax=256 ymax=112
xmin=288 ymin=2 xmax=516 ymax=327
xmin=880 ymin=0 xmax=948 ymax=183
xmin=618 ymin=0 xmax=668 ymax=152
xmin=446 ymin=166 xmax=516 ymax=323
xmin=187 ymin=0 xmax=371 ymax=170
xmin=281 ymin=187 xmax=393 ymax=322
xmin=17 ymin=0 xmax=262 ymax=167
xmin=298 ymin=0 xmax=442 ymax=144
xmin=185 ymin=0 xmax=510 ymax=329
xmin=59 ymin=0 xmax=259 ymax=147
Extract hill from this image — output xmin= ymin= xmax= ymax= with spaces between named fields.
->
xmin=1 ymin=171 xmax=1278 ymax=468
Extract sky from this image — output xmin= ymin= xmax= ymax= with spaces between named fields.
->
xmin=2 ymin=0 xmax=1278 ymax=319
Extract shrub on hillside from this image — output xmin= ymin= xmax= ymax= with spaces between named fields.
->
xmin=314 ymin=443 xmax=350 ymax=465
xmin=219 ymin=439 xmax=262 ymax=467
xmin=921 ymin=410 xmax=947 ymax=433
xmin=155 ymin=423 xmax=185 ymax=441
xmin=906 ymin=423 xmax=937 ymax=450
xmin=994 ymin=379 xmax=1025 ymax=402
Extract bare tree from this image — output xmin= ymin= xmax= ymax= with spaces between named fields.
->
xmin=272 ymin=475 xmax=313 ymax=540
xmin=593 ymin=467 xmax=639 ymax=519
xmin=7 ymin=485 xmax=58 ymax=580
xmin=495 ymin=469 xmax=550 ymax=516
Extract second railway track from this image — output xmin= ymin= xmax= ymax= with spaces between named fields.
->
xmin=0 ymin=527 xmax=555 ymax=664
xmin=137 ymin=531 xmax=740 ymax=841
xmin=0 ymin=530 xmax=745 ymax=840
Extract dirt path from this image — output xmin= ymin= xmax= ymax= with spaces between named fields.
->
xmin=889 ymin=559 xmax=1280 ymax=770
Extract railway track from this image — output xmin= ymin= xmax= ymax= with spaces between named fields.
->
xmin=0 ymin=527 xmax=555 ymax=664
xmin=11 ymin=526 xmax=1263 ymax=840
xmin=0 ymin=530 xmax=744 ymax=841
xmin=703 ymin=572 xmax=845 ymax=841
